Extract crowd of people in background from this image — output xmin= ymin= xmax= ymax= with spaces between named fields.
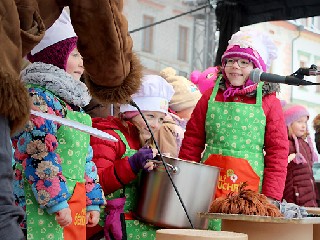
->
xmin=2 ymin=2 xmax=320 ymax=240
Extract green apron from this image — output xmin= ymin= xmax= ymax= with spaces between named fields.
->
xmin=202 ymin=76 xmax=266 ymax=230
xmin=102 ymin=130 xmax=158 ymax=239
xmin=25 ymin=87 xmax=90 ymax=240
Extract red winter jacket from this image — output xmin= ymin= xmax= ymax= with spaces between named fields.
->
xmin=91 ymin=117 xmax=140 ymax=195
xmin=179 ymin=85 xmax=289 ymax=201
xmin=283 ymin=137 xmax=319 ymax=207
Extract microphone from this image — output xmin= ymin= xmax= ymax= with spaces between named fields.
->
xmin=249 ymin=69 xmax=315 ymax=86
xmin=129 ymin=99 xmax=138 ymax=107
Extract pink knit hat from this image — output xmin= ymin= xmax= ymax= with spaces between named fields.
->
xmin=222 ymin=45 xmax=266 ymax=71
xmin=27 ymin=10 xmax=78 ymax=70
xmin=282 ymin=103 xmax=318 ymax=164
xmin=221 ymin=30 xmax=277 ymax=72
xmin=282 ymin=104 xmax=309 ymax=126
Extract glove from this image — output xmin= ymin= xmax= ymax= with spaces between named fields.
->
xmin=128 ymin=146 xmax=154 ymax=174
xmin=279 ymin=200 xmax=308 ymax=219
xmin=104 ymin=197 xmax=127 ymax=240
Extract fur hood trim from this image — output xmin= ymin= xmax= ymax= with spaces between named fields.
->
xmin=0 ymin=68 xmax=30 ymax=135
xmin=21 ymin=62 xmax=91 ymax=107
xmin=85 ymin=53 xmax=143 ymax=104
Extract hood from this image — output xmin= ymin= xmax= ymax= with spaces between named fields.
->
xmin=92 ymin=116 xmax=138 ymax=135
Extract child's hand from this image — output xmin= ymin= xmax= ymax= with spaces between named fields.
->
xmin=55 ymin=208 xmax=72 ymax=227
xmin=86 ymin=210 xmax=100 ymax=227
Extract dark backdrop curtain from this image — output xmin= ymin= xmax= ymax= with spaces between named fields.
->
xmin=214 ymin=0 xmax=320 ymax=66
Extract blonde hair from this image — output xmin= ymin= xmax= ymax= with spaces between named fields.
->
xmin=287 ymin=124 xmax=308 ymax=140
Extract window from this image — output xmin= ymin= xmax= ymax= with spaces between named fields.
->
xmin=178 ymin=26 xmax=189 ymax=62
xmin=314 ymin=17 xmax=320 ymax=31
xmin=298 ymin=18 xmax=308 ymax=27
xmin=142 ymin=15 xmax=154 ymax=53
xmin=298 ymin=59 xmax=307 ymax=89
xmin=179 ymin=70 xmax=188 ymax=77
xmin=297 ymin=51 xmax=311 ymax=90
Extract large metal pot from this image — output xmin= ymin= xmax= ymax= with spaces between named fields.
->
xmin=135 ymin=155 xmax=220 ymax=229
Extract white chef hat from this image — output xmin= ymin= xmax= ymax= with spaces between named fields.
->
xmin=120 ymin=75 xmax=175 ymax=114
xmin=30 ymin=9 xmax=76 ymax=55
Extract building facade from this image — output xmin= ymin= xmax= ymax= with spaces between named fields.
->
xmin=123 ymin=0 xmax=320 ymax=149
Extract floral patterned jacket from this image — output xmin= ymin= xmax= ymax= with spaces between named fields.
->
xmin=12 ymin=62 xmax=105 ymax=214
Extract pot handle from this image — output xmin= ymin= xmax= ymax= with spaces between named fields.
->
xmin=148 ymin=160 xmax=179 ymax=173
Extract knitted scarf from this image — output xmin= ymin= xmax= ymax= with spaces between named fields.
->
xmin=21 ymin=62 xmax=91 ymax=107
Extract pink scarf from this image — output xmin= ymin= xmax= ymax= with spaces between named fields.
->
xmin=292 ymin=134 xmax=318 ymax=164
xmin=223 ymin=80 xmax=258 ymax=101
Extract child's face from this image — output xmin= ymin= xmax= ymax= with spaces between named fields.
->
xmin=223 ymin=58 xmax=254 ymax=86
xmin=291 ymin=116 xmax=308 ymax=138
xmin=131 ymin=111 xmax=165 ymax=142
xmin=66 ymin=48 xmax=84 ymax=81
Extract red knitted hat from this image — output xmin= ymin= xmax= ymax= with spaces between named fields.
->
xmin=27 ymin=36 xmax=78 ymax=70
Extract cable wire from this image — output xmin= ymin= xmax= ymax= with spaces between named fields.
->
xmin=129 ymin=4 xmax=210 ymax=34
xmin=130 ymin=100 xmax=195 ymax=229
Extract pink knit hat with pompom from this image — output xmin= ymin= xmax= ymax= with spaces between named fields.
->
xmin=221 ymin=30 xmax=277 ymax=72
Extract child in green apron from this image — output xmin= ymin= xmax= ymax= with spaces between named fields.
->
xmin=87 ymin=75 xmax=174 ymax=240
xmin=179 ymin=29 xmax=289 ymax=230
xmin=12 ymin=11 xmax=105 ymax=240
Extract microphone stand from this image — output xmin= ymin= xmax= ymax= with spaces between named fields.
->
xmin=291 ymin=64 xmax=320 ymax=85
xmin=130 ymin=100 xmax=195 ymax=229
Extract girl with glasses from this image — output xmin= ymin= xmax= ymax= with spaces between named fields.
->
xmin=179 ymin=30 xmax=289 ymax=230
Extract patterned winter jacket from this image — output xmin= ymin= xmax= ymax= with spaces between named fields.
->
xmin=12 ymin=62 xmax=105 ymax=214
xmin=283 ymin=137 xmax=319 ymax=207
xmin=179 ymin=77 xmax=289 ymax=201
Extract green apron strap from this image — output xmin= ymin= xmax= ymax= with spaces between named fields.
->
xmin=114 ymin=130 xmax=131 ymax=154
xmin=255 ymin=82 xmax=263 ymax=106
xmin=211 ymin=75 xmax=223 ymax=100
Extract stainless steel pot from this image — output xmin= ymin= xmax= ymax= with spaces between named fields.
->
xmin=135 ymin=155 xmax=220 ymax=229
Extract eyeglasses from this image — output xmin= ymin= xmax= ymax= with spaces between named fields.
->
xmin=223 ymin=58 xmax=252 ymax=68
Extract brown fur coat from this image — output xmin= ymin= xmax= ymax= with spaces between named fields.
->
xmin=1 ymin=0 xmax=142 ymax=134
